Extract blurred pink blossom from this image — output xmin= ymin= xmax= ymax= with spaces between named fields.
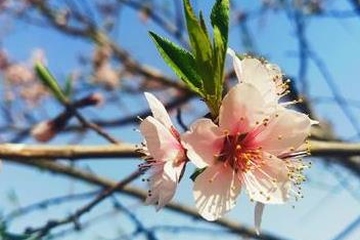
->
xmin=1 ymin=49 xmax=49 ymax=106
xmin=5 ymin=64 xmax=35 ymax=84
xmin=93 ymin=63 xmax=120 ymax=89
xmin=92 ymin=45 xmax=112 ymax=68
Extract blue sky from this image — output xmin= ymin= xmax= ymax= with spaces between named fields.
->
xmin=0 ymin=1 xmax=360 ymax=240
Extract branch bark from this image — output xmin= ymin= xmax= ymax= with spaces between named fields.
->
xmin=0 ymin=143 xmax=140 ymax=160
xmin=0 ymin=140 xmax=359 ymax=160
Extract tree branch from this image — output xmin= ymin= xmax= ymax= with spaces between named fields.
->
xmin=309 ymin=140 xmax=360 ymax=157
xmin=0 ymin=143 xmax=140 ymax=160
xmin=1 ymin=140 xmax=359 ymax=161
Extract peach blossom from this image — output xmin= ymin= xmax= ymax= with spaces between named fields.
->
xmin=182 ymin=83 xmax=314 ymax=221
xmin=139 ymin=92 xmax=187 ymax=210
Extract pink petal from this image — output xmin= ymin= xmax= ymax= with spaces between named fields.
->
xmin=246 ymin=109 xmax=312 ymax=156
xmin=145 ymin=163 xmax=177 ymax=210
xmin=144 ymin=92 xmax=173 ymax=129
xmin=219 ymin=83 xmax=266 ymax=135
xmin=241 ymin=58 xmax=268 ymax=84
xmin=193 ymin=163 xmax=241 ymax=221
xmin=140 ymin=116 xmax=183 ymax=162
xmin=242 ymin=58 xmax=280 ymax=104
xmin=163 ymin=160 xmax=185 ymax=183
xmin=227 ymin=48 xmax=243 ymax=81
xmin=181 ymin=119 xmax=224 ymax=168
xmin=227 ymin=52 xmax=284 ymax=105
xmin=243 ymin=153 xmax=290 ymax=204
xmin=227 ymin=49 xmax=279 ymax=100
xmin=254 ymin=202 xmax=265 ymax=235
xmin=266 ymin=63 xmax=282 ymax=82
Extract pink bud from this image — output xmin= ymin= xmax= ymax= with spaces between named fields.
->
xmin=31 ymin=121 xmax=56 ymax=142
xmin=87 ymin=92 xmax=104 ymax=107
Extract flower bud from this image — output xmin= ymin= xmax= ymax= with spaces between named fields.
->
xmin=74 ymin=92 xmax=105 ymax=108
xmin=31 ymin=111 xmax=72 ymax=142
xmin=31 ymin=120 xmax=57 ymax=142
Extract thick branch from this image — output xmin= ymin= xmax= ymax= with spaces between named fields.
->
xmin=310 ymin=140 xmax=360 ymax=157
xmin=1 ymin=140 xmax=360 ymax=161
xmin=0 ymin=143 xmax=140 ymax=160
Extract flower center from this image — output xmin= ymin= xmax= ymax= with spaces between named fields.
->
xmin=218 ymin=133 xmax=262 ymax=173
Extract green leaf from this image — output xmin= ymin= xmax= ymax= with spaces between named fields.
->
xmin=199 ymin=12 xmax=209 ymax=37
xmin=183 ymin=0 xmax=212 ymax=63
xmin=212 ymin=27 xmax=225 ymax=96
xmin=183 ymin=0 xmax=215 ymax=94
xmin=211 ymin=0 xmax=229 ymax=85
xmin=149 ymin=31 xmax=203 ymax=95
xmin=190 ymin=167 xmax=206 ymax=182
xmin=210 ymin=0 xmax=229 ymax=45
xmin=209 ymin=0 xmax=230 ymax=114
xmin=34 ymin=63 xmax=67 ymax=103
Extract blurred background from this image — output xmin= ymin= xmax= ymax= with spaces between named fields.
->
xmin=0 ymin=0 xmax=359 ymax=239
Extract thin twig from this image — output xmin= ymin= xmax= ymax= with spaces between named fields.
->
xmin=66 ymin=103 xmax=120 ymax=144
xmin=6 ymin=158 xmax=287 ymax=240
xmin=25 ymin=170 xmax=142 ymax=237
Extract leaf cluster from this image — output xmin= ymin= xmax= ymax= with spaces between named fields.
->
xmin=150 ymin=0 xmax=229 ymax=117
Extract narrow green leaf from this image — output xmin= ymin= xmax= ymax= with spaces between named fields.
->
xmin=210 ymin=0 xmax=229 ymax=44
xmin=183 ymin=0 xmax=215 ymax=94
xmin=183 ymin=0 xmax=212 ymax=62
xmin=199 ymin=12 xmax=209 ymax=38
xmin=34 ymin=63 xmax=67 ymax=103
xmin=212 ymin=27 xmax=225 ymax=96
xmin=209 ymin=0 xmax=230 ymax=113
xmin=149 ymin=31 xmax=203 ymax=95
